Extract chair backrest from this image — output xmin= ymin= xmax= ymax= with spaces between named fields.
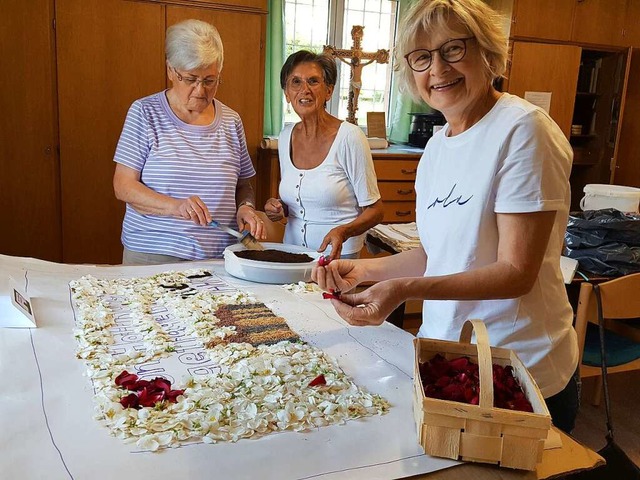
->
xmin=596 ymin=273 xmax=640 ymax=320
xmin=575 ymin=273 xmax=640 ymax=366
xmin=255 ymin=210 xmax=285 ymax=243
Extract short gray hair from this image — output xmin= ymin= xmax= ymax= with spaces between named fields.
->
xmin=395 ymin=0 xmax=508 ymax=102
xmin=165 ymin=19 xmax=224 ymax=71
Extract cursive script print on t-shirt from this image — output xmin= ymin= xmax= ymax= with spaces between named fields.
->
xmin=427 ymin=184 xmax=473 ymax=210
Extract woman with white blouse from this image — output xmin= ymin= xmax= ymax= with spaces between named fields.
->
xmin=264 ymin=50 xmax=384 ymax=260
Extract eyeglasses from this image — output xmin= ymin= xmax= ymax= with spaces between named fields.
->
xmin=405 ymin=37 xmax=474 ymax=72
xmin=286 ymin=76 xmax=324 ymax=92
xmin=173 ymin=68 xmax=221 ymax=89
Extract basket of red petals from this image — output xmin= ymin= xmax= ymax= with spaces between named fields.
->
xmin=413 ymin=320 xmax=551 ymax=471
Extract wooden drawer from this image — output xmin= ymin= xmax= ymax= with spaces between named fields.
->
xmin=378 ymin=182 xmax=416 ymax=201
xmin=382 ymin=201 xmax=415 ymax=222
xmin=374 ymin=160 xmax=419 ymax=181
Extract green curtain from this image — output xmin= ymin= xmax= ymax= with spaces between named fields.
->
xmin=388 ymin=0 xmax=433 ymax=144
xmin=263 ymin=0 xmax=285 ymax=136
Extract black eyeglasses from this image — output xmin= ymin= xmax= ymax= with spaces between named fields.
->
xmin=404 ymin=37 xmax=474 ymax=72
xmin=173 ymin=67 xmax=221 ymax=89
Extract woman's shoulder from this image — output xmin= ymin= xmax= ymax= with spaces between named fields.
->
xmin=214 ymin=99 xmax=242 ymax=122
xmin=336 ymin=121 xmax=368 ymax=145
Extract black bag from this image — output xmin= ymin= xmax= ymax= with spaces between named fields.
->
xmin=567 ymin=283 xmax=640 ymax=480
xmin=565 ymin=209 xmax=640 ymax=276
xmin=565 ymin=209 xmax=640 ymax=249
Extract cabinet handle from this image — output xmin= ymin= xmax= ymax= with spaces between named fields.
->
xmin=396 ymin=189 xmax=414 ymax=195
xmin=396 ymin=210 xmax=412 ymax=216
xmin=401 ymin=168 xmax=417 ymax=175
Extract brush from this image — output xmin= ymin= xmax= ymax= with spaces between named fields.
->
xmin=209 ymin=220 xmax=265 ymax=251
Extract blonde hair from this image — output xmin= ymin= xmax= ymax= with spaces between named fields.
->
xmin=166 ymin=19 xmax=224 ymax=71
xmin=395 ymin=0 xmax=508 ymax=102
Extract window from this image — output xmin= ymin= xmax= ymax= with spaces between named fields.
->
xmin=284 ymin=0 xmax=398 ymax=127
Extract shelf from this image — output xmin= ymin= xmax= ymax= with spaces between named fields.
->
xmin=572 ymin=147 xmax=598 ymax=166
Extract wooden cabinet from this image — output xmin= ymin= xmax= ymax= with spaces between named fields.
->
xmin=623 ymin=1 xmax=640 ymax=47
xmin=371 ymin=152 xmax=420 ymax=223
xmin=507 ymin=41 xmax=636 ymax=208
xmin=510 ymin=0 xmax=574 ymax=42
xmin=2 ymin=0 xmax=267 ymax=264
xmin=507 ymin=42 xmax=582 ymax=138
xmin=613 ymin=48 xmax=640 ymax=187
xmin=256 ymin=146 xmax=421 ymax=223
xmin=509 ymin=0 xmax=628 ymax=47
xmin=56 ymin=0 xmax=166 ymax=264
xmin=0 ymin=0 xmax=61 ymax=261
xmin=572 ymin=0 xmax=626 ymax=46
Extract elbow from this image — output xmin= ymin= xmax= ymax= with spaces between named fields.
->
xmin=113 ymin=180 xmax=126 ymax=202
xmin=505 ymin=272 xmax=538 ymax=298
xmin=371 ymin=201 xmax=385 ymax=225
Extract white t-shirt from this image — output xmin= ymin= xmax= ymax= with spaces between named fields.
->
xmin=415 ymin=93 xmax=578 ymax=397
xmin=278 ymin=122 xmax=381 ymax=255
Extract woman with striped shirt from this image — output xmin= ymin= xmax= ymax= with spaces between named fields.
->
xmin=113 ymin=19 xmax=265 ymax=265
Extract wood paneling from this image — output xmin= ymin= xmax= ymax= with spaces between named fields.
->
xmin=511 ymin=0 xmax=574 ymax=41
xmin=56 ymin=0 xmax=166 ymax=264
xmin=613 ymin=48 xmax=640 ymax=187
xmin=572 ymin=0 xmax=626 ymax=46
xmin=167 ymin=6 xmax=266 ymax=166
xmin=624 ymin=0 xmax=640 ymax=47
xmin=508 ymin=42 xmax=582 ymax=138
xmin=0 ymin=0 xmax=61 ymax=261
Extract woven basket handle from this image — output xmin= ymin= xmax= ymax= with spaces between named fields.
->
xmin=459 ymin=320 xmax=494 ymax=409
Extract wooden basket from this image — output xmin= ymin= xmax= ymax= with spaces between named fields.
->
xmin=413 ymin=320 xmax=551 ymax=471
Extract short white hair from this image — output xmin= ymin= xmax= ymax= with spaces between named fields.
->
xmin=165 ymin=19 xmax=224 ymax=71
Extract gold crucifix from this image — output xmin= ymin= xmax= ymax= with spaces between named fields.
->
xmin=323 ymin=26 xmax=389 ymax=124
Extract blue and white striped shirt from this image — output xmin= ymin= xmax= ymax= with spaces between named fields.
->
xmin=114 ymin=91 xmax=255 ymax=260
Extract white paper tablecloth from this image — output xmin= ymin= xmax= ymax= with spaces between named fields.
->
xmin=0 ymin=254 xmax=457 ymax=479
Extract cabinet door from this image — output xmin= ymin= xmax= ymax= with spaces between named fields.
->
xmin=56 ymin=0 xmax=166 ymax=264
xmin=612 ymin=48 xmax=640 ymax=187
xmin=167 ymin=7 xmax=266 ymax=167
xmin=508 ymin=42 xmax=582 ymax=138
xmin=511 ymin=0 xmax=574 ymax=41
xmin=572 ymin=0 xmax=626 ymax=46
xmin=624 ymin=0 xmax=640 ymax=47
xmin=0 ymin=0 xmax=61 ymax=261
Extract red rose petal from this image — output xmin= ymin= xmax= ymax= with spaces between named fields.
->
xmin=322 ymin=291 xmax=341 ymax=300
xmin=120 ymin=393 xmax=140 ymax=409
xmin=115 ymin=371 xmax=138 ymax=388
xmin=309 ymin=374 xmax=327 ymax=387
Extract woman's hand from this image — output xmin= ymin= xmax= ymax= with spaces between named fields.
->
xmin=178 ymin=195 xmax=211 ymax=226
xmin=326 ymin=279 xmax=406 ymax=327
xmin=237 ymin=205 xmax=267 ymax=240
xmin=318 ymin=226 xmax=348 ymax=260
xmin=264 ymin=198 xmax=286 ymax=222
xmin=312 ymin=258 xmax=363 ymax=294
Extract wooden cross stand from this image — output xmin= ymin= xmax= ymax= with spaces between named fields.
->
xmin=323 ymin=26 xmax=389 ymax=124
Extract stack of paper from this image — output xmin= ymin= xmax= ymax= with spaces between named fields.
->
xmin=369 ymin=223 xmax=421 ymax=252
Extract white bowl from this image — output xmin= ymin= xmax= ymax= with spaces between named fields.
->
xmin=223 ymin=242 xmax=320 ymax=284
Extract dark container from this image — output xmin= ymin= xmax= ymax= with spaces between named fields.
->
xmin=408 ymin=112 xmax=446 ymax=148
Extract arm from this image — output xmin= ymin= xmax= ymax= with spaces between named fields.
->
xmin=113 ymin=163 xmax=201 ymax=222
xmin=318 ymin=200 xmax=384 ymax=259
xmin=321 ymin=210 xmax=556 ymax=326
xmin=235 ymin=177 xmax=266 ymax=240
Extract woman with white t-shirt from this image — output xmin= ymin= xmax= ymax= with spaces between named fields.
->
xmin=313 ymin=0 xmax=580 ymax=433
xmin=113 ymin=19 xmax=266 ymax=265
xmin=263 ymin=50 xmax=384 ymax=261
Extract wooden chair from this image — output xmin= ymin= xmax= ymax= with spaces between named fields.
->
xmin=574 ymin=273 xmax=640 ymax=406
xmin=255 ymin=210 xmax=285 ymax=243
